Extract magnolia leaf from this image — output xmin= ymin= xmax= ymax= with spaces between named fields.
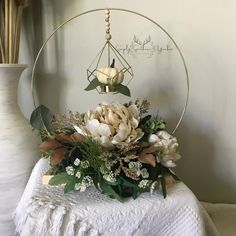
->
xmin=39 ymin=140 xmax=62 ymax=152
xmin=115 ymin=84 xmax=131 ymax=97
xmin=138 ymin=153 xmax=156 ymax=167
xmin=49 ymin=172 xmax=68 ymax=185
xmin=51 ymin=148 xmax=68 ymax=165
xmin=160 ymin=175 xmax=167 ymax=198
xmin=85 ymin=77 xmax=103 ymax=91
xmin=30 ymin=105 xmax=53 ymax=132
xmin=120 ymin=177 xmax=139 ymax=189
xmin=100 ymin=180 xmax=123 ymax=202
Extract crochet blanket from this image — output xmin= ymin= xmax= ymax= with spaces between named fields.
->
xmin=13 ymin=158 xmax=219 ymax=236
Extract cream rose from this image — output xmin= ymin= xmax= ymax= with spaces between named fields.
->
xmin=148 ymin=131 xmax=181 ymax=167
xmin=84 ymin=102 xmax=144 ymax=148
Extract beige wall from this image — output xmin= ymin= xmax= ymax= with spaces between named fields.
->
xmin=20 ymin=0 xmax=236 ymax=203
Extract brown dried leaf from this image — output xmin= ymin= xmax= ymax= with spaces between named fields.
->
xmin=56 ymin=133 xmax=74 ymax=143
xmin=121 ymin=166 xmax=139 ymax=180
xmin=70 ymin=133 xmax=85 ymax=142
xmin=142 ymin=145 xmax=159 ymax=154
xmin=39 ymin=140 xmax=62 ymax=152
xmin=51 ymin=148 xmax=68 ymax=165
xmin=56 ymin=133 xmax=85 ymax=143
xmin=138 ymin=153 xmax=156 ymax=167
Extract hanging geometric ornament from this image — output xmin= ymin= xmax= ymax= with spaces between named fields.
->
xmin=85 ymin=9 xmax=134 ymax=97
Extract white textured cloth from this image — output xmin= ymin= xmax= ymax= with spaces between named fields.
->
xmin=14 ymin=159 xmax=219 ymax=236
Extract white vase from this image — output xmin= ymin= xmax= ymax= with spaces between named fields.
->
xmin=0 ymin=64 xmax=38 ymax=236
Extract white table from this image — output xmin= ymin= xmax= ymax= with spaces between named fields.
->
xmin=14 ymin=159 xmax=219 ymax=236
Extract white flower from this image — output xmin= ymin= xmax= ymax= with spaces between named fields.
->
xmin=74 ymin=125 xmax=85 ymax=135
xmin=74 ymin=183 xmax=81 ymax=190
xmin=161 ymin=154 xmax=181 ymax=168
xmin=84 ymin=102 xmax=144 ymax=148
xmin=128 ymin=161 xmax=136 ymax=169
xmin=75 ymin=171 xmax=81 ymax=179
xmin=150 ymin=181 xmax=159 ymax=193
xmin=74 ymin=158 xmax=81 ymax=166
xmin=80 ymin=160 xmax=90 ymax=169
xmin=74 ymin=183 xmax=86 ymax=192
xmin=138 ymin=180 xmax=151 ymax=189
xmin=75 ymin=176 xmax=93 ymax=192
xmin=148 ymin=134 xmax=160 ymax=144
xmin=82 ymin=176 xmax=93 ymax=186
xmin=140 ymin=168 xmax=149 ymax=179
xmin=103 ymin=172 xmax=116 ymax=183
xmin=66 ymin=166 xmax=74 ymax=175
xmin=148 ymin=131 xmax=181 ymax=168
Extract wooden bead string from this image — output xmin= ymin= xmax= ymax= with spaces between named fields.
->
xmin=105 ymin=9 xmax=112 ymax=41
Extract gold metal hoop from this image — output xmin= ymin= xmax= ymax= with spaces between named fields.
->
xmin=31 ymin=8 xmax=189 ymax=134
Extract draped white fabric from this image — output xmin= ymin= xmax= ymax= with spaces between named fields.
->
xmin=14 ymin=159 xmax=219 ymax=236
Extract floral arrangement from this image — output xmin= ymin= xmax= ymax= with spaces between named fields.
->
xmin=30 ymin=99 xmax=181 ymax=201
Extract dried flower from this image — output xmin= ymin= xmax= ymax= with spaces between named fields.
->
xmin=122 ymin=166 xmax=140 ymax=180
xmin=84 ymin=102 xmax=144 ymax=148
xmin=140 ymin=168 xmax=149 ymax=179
xmin=135 ymin=99 xmax=150 ymax=116
xmin=52 ymin=111 xmax=84 ymax=133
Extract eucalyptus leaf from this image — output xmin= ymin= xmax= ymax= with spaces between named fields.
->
xmin=30 ymin=105 xmax=53 ymax=132
xmin=115 ymin=84 xmax=131 ymax=97
xmin=48 ymin=172 xmax=68 ymax=185
xmin=85 ymin=77 xmax=103 ymax=91
xmin=64 ymin=179 xmax=77 ymax=193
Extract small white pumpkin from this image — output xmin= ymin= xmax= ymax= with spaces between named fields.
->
xmin=97 ymin=67 xmax=124 ymax=85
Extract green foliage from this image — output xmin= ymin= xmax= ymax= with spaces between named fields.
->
xmin=118 ymin=176 xmax=141 ymax=199
xmin=115 ymin=84 xmax=131 ymax=97
xmin=50 ymin=152 xmax=75 ymax=174
xmin=49 ymin=172 xmax=68 ymax=185
xmin=160 ymin=175 xmax=167 ymax=198
xmin=140 ymin=116 xmax=166 ymax=140
xmin=85 ymin=77 xmax=131 ymax=97
xmin=99 ymin=178 xmax=124 ymax=202
xmin=49 ymin=172 xmax=78 ymax=193
xmin=139 ymin=115 xmax=152 ymax=126
xmin=85 ymin=78 xmax=104 ymax=91
xmin=77 ymin=137 xmax=104 ymax=172
xmin=30 ymin=105 xmax=54 ymax=134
